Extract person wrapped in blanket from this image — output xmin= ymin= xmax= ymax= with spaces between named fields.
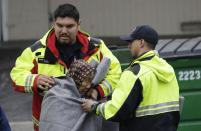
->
xmin=39 ymin=58 xmax=110 ymax=131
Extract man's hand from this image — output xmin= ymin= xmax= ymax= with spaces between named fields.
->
xmin=86 ymin=88 xmax=98 ymax=100
xmin=37 ymin=75 xmax=55 ymax=95
xmin=82 ymin=99 xmax=97 ymax=112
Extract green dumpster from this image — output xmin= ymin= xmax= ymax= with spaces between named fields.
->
xmin=111 ymin=37 xmax=201 ymax=131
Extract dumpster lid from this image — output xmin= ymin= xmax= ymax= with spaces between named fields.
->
xmin=156 ymin=37 xmax=201 ymax=59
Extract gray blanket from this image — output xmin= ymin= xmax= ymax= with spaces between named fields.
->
xmin=39 ymin=77 xmax=102 ymax=131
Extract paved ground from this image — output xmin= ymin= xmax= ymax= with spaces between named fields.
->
xmin=10 ymin=121 xmax=34 ymax=131
xmin=0 ymin=70 xmax=32 ymax=122
xmin=0 ymin=57 xmax=33 ymax=131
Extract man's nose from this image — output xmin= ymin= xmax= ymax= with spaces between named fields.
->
xmin=61 ymin=27 xmax=68 ymax=33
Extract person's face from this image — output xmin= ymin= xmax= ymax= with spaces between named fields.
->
xmin=128 ymin=40 xmax=141 ymax=58
xmin=54 ymin=17 xmax=80 ymax=45
xmin=79 ymin=78 xmax=92 ymax=94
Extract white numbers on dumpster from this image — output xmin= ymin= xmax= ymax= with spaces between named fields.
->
xmin=178 ymin=70 xmax=201 ymax=81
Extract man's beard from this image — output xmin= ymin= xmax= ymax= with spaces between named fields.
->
xmin=57 ymin=38 xmax=72 ymax=45
xmin=59 ymin=41 xmax=70 ymax=45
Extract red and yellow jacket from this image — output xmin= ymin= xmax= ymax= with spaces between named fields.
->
xmin=10 ymin=29 xmax=122 ymax=131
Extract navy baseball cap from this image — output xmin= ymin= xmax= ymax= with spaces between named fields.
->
xmin=120 ymin=25 xmax=158 ymax=45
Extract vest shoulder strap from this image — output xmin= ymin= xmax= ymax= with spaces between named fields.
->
xmin=30 ymin=41 xmax=45 ymax=52
xmin=89 ymin=37 xmax=101 ymax=47
xmin=127 ymin=63 xmax=140 ymax=75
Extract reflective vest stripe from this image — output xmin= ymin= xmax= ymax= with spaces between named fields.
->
xmin=25 ymin=75 xmax=33 ymax=93
xmin=136 ymin=101 xmax=180 ymax=117
xmin=97 ymin=103 xmax=105 ymax=117
xmin=136 ymin=106 xmax=179 ymax=117
xmin=102 ymin=79 xmax=113 ymax=94
xmin=32 ymin=116 xmax=39 ymax=127
xmin=137 ymin=101 xmax=179 ymax=111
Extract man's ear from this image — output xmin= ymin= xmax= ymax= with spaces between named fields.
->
xmin=78 ymin=20 xmax=81 ymax=25
xmin=78 ymin=20 xmax=81 ymax=30
xmin=52 ymin=19 xmax=58 ymax=29
xmin=138 ymin=39 xmax=145 ymax=48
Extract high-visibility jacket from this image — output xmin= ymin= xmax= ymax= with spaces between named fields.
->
xmin=10 ymin=29 xmax=121 ymax=131
xmin=96 ymin=50 xmax=180 ymax=131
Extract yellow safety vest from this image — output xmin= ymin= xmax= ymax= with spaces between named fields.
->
xmin=97 ymin=51 xmax=180 ymax=120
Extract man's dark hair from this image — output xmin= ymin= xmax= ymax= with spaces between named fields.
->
xmin=54 ymin=3 xmax=80 ymax=22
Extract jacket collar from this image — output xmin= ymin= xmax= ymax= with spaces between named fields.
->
xmin=42 ymin=28 xmax=96 ymax=67
xmin=130 ymin=50 xmax=158 ymax=66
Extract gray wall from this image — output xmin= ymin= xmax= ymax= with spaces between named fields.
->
xmin=2 ymin=0 xmax=49 ymax=41
xmin=1 ymin=0 xmax=201 ymax=41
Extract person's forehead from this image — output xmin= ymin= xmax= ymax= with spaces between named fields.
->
xmin=55 ymin=17 xmax=78 ymax=24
